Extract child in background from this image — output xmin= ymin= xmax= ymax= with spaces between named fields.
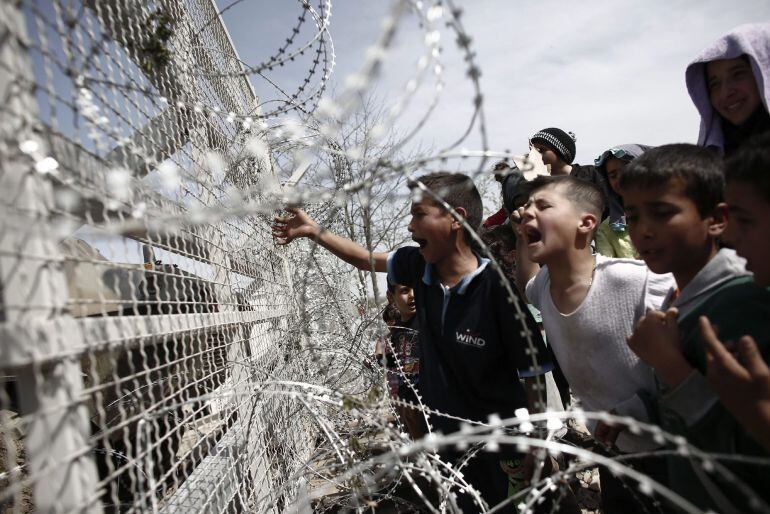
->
xmin=372 ymin=303 xmax=399 ymax=375
xmin=686 ymin=22 xmax=770 ymax=156
xmin=385 ymin=281 xmax=425 ymax=439
xmin=514 ymin=175 xmax=672 ymax=514
xmin=699 ymin=134 xmax=770 ymax=454
xmin=529 ymin=127 xmax=580 ymax=177
xmin=529 ymin=127 xmax=610 ymax=220
xmin=273 ymin=172 xmax=551 ymax=513
xmin=622 ymin=143 xmax=770 ymax=512
xmin=479 ymin=224 xmax=517 ymax=278
xmin=593 ymin=144 xmax=651 ymax=258
xmin=482 ymin=160 xmax=525 ymax=228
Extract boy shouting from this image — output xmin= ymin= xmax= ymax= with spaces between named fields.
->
xmin=272 ymin=172 xmax=551 ymax=512
xmin=514 ymin=175 xmax=672 ymax=513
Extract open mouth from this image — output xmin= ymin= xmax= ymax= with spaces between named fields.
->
xmin=639 ymin=248 xmax=663 ymax=259
xmin=413 ymin=237 xmax=428 ymax=249
xmin=724 ymin=97 xmax=744 ymax=110
xmin=523 ymin=225 xmax=542 ymax=245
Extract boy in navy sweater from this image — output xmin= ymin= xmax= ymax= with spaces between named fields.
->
xmin=273 ymin=172 xmax=551 ymax=512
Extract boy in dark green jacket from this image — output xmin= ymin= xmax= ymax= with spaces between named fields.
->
xmin=700 ymin=134 xmax=770 ymax=454
xmin=621 ymin=144 xmax=770 ymax=513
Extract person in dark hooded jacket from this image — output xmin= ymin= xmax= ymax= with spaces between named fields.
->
xmin=594 ymin=144 xmax=651 ymax=258
xmin=686 ymin=23 xmax=770 ymax=157
xmin=482 ymin=160 xmax=526 ymax=228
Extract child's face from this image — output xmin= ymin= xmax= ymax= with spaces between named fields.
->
xmin=388 ymin=284 xmax=416 ymax=319
xmin=407 ymin=198 xmax=456 ymax=264
xmin=707 ymin=57 xmax=762 ymax=126
xmin=624 ymin=178 xmax=724 ymax=284
xmin=531 ymin=143 xmax=561 ymax=170
xmin=724 ymin=180 xmax=770 ymax=286
xmin=605 ymin=157 xmax=626 ymax=195
xmin=520 ymin=184 xmax=588 ymax=263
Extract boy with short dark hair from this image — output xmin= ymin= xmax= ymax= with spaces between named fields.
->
xmin=272 ymin=171 xmax=551 ymax=512
xmin=721 ymin=133 xmax=770 ymax=286
xmin=700 ymin=136 xmax=770 ymax=455
xmin=514 ymin=174 xmax=673 ymax=513
xmin=622 ymin=143 xmax=770 ymax=512
xmin=385 ymin=280 xmax=424 ymax=439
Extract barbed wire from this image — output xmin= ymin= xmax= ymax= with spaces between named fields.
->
xmin=0 ymin=1 xmax=767 ymax=513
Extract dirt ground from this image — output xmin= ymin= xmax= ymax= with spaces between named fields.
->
xmin=0 ymin=410 xmax=34 ymax=513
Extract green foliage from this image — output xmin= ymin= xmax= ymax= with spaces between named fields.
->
xmin=135 ymin=8 xmax=175 ymax=74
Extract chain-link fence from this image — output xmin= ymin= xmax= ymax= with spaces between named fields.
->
xmin=7 ymin=2 xmax=766 ymax=513
xmin=0 ymin=1 xmax=342 ymax=511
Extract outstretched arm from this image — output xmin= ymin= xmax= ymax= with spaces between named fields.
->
xmin=272 ymin=207 xmax=389 ymax=272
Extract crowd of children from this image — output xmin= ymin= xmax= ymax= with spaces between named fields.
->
xmin=272 ymin=23 xmax=770 ymax=513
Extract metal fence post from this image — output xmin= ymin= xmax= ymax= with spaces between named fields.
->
xmin=0 ymin=2 xmax=101 ymax=512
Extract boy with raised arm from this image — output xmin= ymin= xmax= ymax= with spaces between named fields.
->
xmin=272 ymin=172 xmax=552 ymax=513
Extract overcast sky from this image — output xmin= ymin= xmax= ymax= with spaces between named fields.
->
xmin=78 ymin=2 xmax=770 ymax=291
xmin=219 ymin=0 xmax=770 ymax=166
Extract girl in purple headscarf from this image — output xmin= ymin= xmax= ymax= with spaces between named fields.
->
xmin=686 ymin=23 xmax=770 ymax=157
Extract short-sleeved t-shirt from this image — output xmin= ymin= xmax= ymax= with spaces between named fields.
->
xmin=526 ymin=255 xmax=673 ymax=452
xmin=388 ymin=246 xmax=551 ymax=431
